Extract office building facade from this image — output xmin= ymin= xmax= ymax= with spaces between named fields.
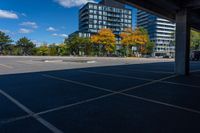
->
xmin=137 ymin=10 xmax=176 ymax=57
xmin=70 ymin=0 xmax=132 ymax=44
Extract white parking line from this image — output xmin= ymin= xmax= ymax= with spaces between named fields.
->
xmin=42 ymin=74 xmax=200 ymax=115
xmin=121 ymin=93 xmax=200 ymax=115
xmin=1 ymin=74 xmax=177 ymax=124
xmin=120 ymin=75 xmax=177 ymax=92
xmin=112 ymin=68 xmax=174 ymax=74
xmin=162 ymin=81 xmax=200 ymax=88
xmin=0 ymin=89 xmax=64 ymax=133
xmin=79 ymin=70 xmax=152 ymax=81
xmin=1 ymin=93 xmax=115 ymax=124
xmin=2 ymin=73 xmax=200 ymax=125
xmin=0 ymin=64 xmax=13 ymax=69
xmin=42 ymin=74 xmax=114 ymax=93
xmin=79 ymin=70 xmax=200 ymax=88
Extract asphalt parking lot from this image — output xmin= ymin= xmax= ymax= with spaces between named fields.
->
xmin=0 ymin=56 xmax=200 ymax=133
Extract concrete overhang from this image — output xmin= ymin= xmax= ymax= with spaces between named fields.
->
xmin=116 ymin=0 xmax=200 ymax=31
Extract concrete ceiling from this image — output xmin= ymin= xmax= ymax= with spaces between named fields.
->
xmin=115 ymin=0 xmax=200 ymax=30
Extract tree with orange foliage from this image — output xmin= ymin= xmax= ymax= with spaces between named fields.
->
xmin=120 ymin=27 xmax=149 ymax=56
xmin=133 ymin=27 xmax=148 ymax=54
xmin=120 ymin=28 xmax=135 ymax=56
xmin=91 ymin=28 xmax=116 ymax=55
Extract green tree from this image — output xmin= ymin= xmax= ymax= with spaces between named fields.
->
xmin=57 ymin=43 xmax=69 ymax=56
xmin=65 ymin=35 xmax=92 ymax=56
xmin=2 ymin=44 xmax=15 ymax=55
xmin=36 ymin=44 xmax=49 ymax=56
xmin=191 ymin=30 xmax=200 ymax=50
xmin=48 ymin=44 xmax=58 ymax=56
xmin=143 ymin=41 xmax=155 ymax=55
xmin=0 ymin=31 xmax=13 ymax=54
xmin=16 ymin=37 xmax=35 ymax=55
xmin=79 ymin=37 xmax=92 ymax=56
xmin=65 ymin=35 xmax=80 ymax=55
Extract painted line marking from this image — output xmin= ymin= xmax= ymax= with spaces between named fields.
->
xmin=112 ymin=68 xmax=174 ymax=74
xmin=2 ymin=73 xmax=200 ymax=125
xmin=121 ymin=93 xmax=200 ymax=115
xmin=1 ymin=73 xmax=177 ymax=124
xmin=42 ymin=74 xmax=114 ymax=93
xmin=0 ymin=64 xmax=13 ymax=69
xmin=79 ymin=70 xmax=200 ymax=88
xmin=42 ymin=74 xmax=200 ymax=115
xmin=120 ymin=75 xmax=177 ymax=92
xmin=79 ymin=70 xmax=152 ymax=81
xmin=162 ymin=81 xmax=200 ymax=88
xmin=1 ymin=73 xmax=175 ymax=124
xmin=1 ymin=94 xmax=115 ymax=124
xmin=0 ymin=89 xmax=64 ymax=133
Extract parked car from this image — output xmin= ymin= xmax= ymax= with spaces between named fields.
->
xmin=191 ymin=50 xmax=200 ymax=61
xmin=163 ymin=55 xmax=173 ymax=58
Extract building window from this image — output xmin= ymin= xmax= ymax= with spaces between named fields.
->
xmin=99 ymin=21 xmax=102 ymax=24
xmin=99 ymin=16 xmax=102 ymax=19
xmin=94 ymin=20 xmax=97 ymax=23
xmin=94 ymin=15 xmax=97 ymax=19
xmin=89 ymin=15 xmax=93 ymax=19
xmin=89 ymin=10 xmax=93 ymax=13
xmin=99 ymin=6 xmax=102 ymax=10
xmin=94 ymin=5 xmax=97 ymax=9
xmin=89 ymin=4 xmax=93 ymax=9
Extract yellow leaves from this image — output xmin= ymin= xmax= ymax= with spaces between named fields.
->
xmin=91 ymin=35 xmax=99 ymax=44
xmin=133 ymin=27 xmax=148 ymax=45
xmin=91 ymin=28 xmax=116 ymax=53
xmin=120 ymin=27 xmax=148 ymax=46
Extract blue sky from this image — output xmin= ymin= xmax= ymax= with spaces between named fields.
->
xmin=0 ymin=0 xmax=137 ymax=45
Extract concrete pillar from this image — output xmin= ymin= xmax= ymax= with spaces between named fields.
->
xmin=175 ymin=9 xmax=190 ymax=75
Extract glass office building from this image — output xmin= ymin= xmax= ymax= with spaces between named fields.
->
xmin=137 ymin=10 xmax=176 ymax=57
xmin=70 ymin=0 xmax=132 ymax=44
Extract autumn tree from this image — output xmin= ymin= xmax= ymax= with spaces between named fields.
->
xmin=120 ymin=28 xmax=135 ymax=56
xmin=120 ymin=27 xmax=149 ymax=56
xmin=91 ymin=28 xmax=116 ymax=55
xmin=133 ymin=27 xmax=148 ymax=54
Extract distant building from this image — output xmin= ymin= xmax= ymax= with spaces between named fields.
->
xmin=137 ymin=10 xmax=175 ymax=57
xmin=69 ymin=0 xmax=132 ymax=44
